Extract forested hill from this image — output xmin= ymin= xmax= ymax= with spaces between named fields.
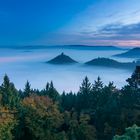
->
xmin=0 ymin=66 xmax=140 ymax=140
xmin=85 ymin=57 xmax=140 ymax=69
xmin=113 ymin=47 xmax=140 ymax=58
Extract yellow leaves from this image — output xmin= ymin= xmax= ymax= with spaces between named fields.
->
xmin=21 ymin=95 xmax=63 ymax=139
xmin=0 ymin=107 xmax=15 ymax=122
xmin=22 ymin=95 xmax=56 ymax=120
xmin=0 ymin=107 xmax=18 ymax=140
xmin=22 ymin=95 xmax=52 ymax=110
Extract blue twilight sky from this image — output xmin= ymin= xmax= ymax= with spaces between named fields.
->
xmin=0 ymin=0 xmax=140 ymax=47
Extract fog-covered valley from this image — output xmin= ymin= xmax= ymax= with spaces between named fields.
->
xmin=0 ymin=47 xmax=135 ymax=92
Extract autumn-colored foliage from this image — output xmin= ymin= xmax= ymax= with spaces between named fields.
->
xmin=22 ymin=95 xmax=63 ymax=140
xmin=0 ymin=67 xmax=140 ymax=140
xmin=0 ymin=107 xmax=17 ymax=140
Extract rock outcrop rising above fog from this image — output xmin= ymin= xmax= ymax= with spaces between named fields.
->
xmin=47 ymin=53 xmax=77 ymax=64
xmin=46 ymin=52 xmax=140 ymax=69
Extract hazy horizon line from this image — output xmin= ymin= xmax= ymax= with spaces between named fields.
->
xmin=0 ymin=44 xmax=138 ymax=49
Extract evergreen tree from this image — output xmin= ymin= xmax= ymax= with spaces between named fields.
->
xmin=24 ymin=81 xmax=31 ymax=97
xmin=46 ymin=82 xmax=50 ymax=92
xmin=77 ymin=76 xmax=92 ymax=110
xmin=47 ymin=81 xmax=59 ymax=102
xmin=92 ymin=76 xmax=103 ymax=92
xmin=121 ymin=67 xmax=140 ymax=108
xmin=79 ymin=76 xmax=92 ymax=94
xmin=127 ymin=66 xmax=140 ymax=89
xmin=0 ymin=71 xmax=140 ymax=140
xmin=90 ymin=77 xmax=104 ymax=110
xmin=0 ymin=75 xmax=20 ymax=109
xmin=61 ymin=92 xmax=76 ymax=111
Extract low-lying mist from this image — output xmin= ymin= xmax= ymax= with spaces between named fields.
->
xmin=0 ymin=47 xmax=134 ymax=92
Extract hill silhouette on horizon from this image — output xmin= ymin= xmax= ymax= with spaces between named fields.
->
xmin=85 ymin=57 xmax=140 ymax=69
xmin=47 ymin=53 xmax=78 ymax=64
xmin=113 ymin=47 xmax=140 ymax=58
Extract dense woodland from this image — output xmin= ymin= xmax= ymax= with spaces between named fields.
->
xmin=0 ymin=66 xmax=140 ymax=140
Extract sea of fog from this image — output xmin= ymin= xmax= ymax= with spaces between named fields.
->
xmin=0 ymin=47 xmax=135 ymax=93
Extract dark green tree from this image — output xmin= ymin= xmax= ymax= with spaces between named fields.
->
xmin=77 ymin=76 xmax=92 ymax=111
xmin=90 ymin=77 xmax=104 ymax=110
xmin=92 ymin=76 xmax=103 ymax=92
xmin=61 ymin=92 xmax=76 ymax=111
xmin=0 ymin=75 xmax=20 ymax=109
xmin=24 ymin=81 xmax=31 ymax=97
xmin=47 ymin=81 xmax=59 ymax=102
xmin=127 ymin=66 xmax=140 ymax=89
xmin=121 ymin=66 xmax=140 ymax=109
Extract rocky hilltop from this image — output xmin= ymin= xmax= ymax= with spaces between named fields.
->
xmin=47 ymin=53 xmax=77 ymax=64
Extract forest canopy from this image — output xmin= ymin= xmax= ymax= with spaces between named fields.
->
xmin=0 ymin=66 xmax=140 ymax=140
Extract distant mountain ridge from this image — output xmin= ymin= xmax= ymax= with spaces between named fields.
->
xmin=49 ymin=45 xmax=126 ymax=50
xmin=0 ymin=45 xmax=127 ymax=50
xmin=113 ymin=47 xmax=140 ymax=58
xmin=85 ymin=57 xmax=140 ymax=69
xmin=47 ymin=53 xmax=77 ymax=64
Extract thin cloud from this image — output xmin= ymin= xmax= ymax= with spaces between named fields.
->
xmin=105 ymin=11 xmax=120 ymax=18
xmin=131 ymin=9 xmax=140 ymax=15
xmin=100 ymin=22 xmax=140 ymax=35
xmin=77 ymin=22 xmax=140 ymax=46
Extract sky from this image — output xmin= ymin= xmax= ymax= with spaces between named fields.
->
xmin=0 ymin=0 xmax=140 ymax=47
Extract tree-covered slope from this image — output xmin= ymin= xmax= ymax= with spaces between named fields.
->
xmin=85 ymin=57 xmax=139 ymax=69
xmin=113 ymin=47 xmax=140 ymax=58
xmin=0 ymin=66 xmax=140 ymax=140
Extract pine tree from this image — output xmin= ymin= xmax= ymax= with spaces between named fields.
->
xmin=92 ymin=76 xmax=103 ymax=92
xmin=121 ymin=66 xmax=140 ymax=108
xmin=91 ymin=77 xmax=104 ymax=109
xmin=24 ymin=81 xmax=31 ymax=97
xmin=48 ymin=81 xmax=59 ymax=102
xmin=46 ymin=82 xmax=50 ymax=92
xmin=77 ymin=76 xmax=92 ymax=110
xmin=0 ymin=75 xmax=20 ymax=109
xmin=127 ymin=66 xmax=140 ymax=89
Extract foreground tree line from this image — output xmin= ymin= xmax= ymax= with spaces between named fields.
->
xmin=0 ymin=66 xmax=140 ymax=140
